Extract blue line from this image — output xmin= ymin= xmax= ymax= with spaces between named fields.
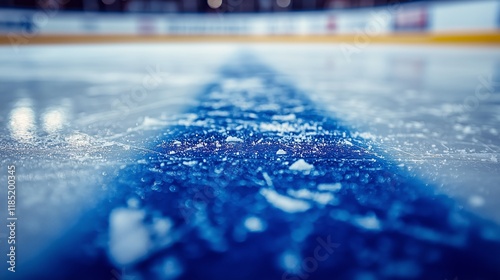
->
xmin=21 ymin=56 xmax=500 ymax=280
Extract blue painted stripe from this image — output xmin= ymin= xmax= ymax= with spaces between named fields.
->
xmin=23 ymin=57 xmax=500 ymax=280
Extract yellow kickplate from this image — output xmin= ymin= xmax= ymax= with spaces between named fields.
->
xmin=0 ymin=32 xmax=499 ymax=45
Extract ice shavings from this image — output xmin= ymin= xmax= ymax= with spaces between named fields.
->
xmin=468 ymin=195 xmax=485 ymax=207
xmin=78 ymin=53 xmax=500 ymax=279
xmin=207 ymin=110 xmax=230 ymax=117
xmin=262 ymin=172 xmax=273 ymax=187
xmin=226 ymin=136 xmax=243 ymax=143
xmin=255 ymin=103 xmax=281 ymax=112
xmin=279 ymin=250 xmax=302 ymax=273
xmin=341 ymin=139 xmax=354 ymax=146
xmin=318 ymin=183 xmax=342 ymax=192
xmin=352 ymin=131 xmax=377 ymax=141
xmin=126 ymin=117 xmax=169 ymax=133
xmin=272 ymin=114 xmax=296 ymax=121
xmin=182 ymin=160 xmax=198 ymax=167
xmin=491 ymin=155 xmax=498 ymax=163
xmin=108 ymin=208 xmax=151 ymax=266
xmin=276 ymin=149 xmax=287 ymax=155
xmin=259 ymin=122 xmax=297 ymax=133
xmin=155 ymin=256 xmax=183 ymax=280
xmin=244 ymin=216 xmax=266 ymax=232
xmin=330 ymin=210 xmax=383 ymax=231
xmin=259 ymin=188 xmax=311 ymax=213
xmin=65 ymin=132 xmax=93 ymax=147
xmin=108 ymin=207 xmax=176 ymax=267
xmin=142 ymin=116 xmax=167 ymax=127
xmin=127 ymin=197 xmax=141 ymax=208
xmin=152 ymin=216 xmax=175 ymax=246
xmin=289 ymin=159 xmax=314 ymax=171
xmin=353 ymin=212 xmax=381 ymax=231
xmin=287 ymin=189 xmax=336 ymax=206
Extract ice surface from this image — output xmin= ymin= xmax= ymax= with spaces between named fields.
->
xmin=1 ymin=44 xmax=500 ymax=280
xmin=255 ymin=44 xmax=500 ymax=223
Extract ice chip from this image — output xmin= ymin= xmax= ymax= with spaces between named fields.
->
xmin=108 ymin=208 xmax=151 ymax=266
xmin=469 ymin=195 xmax=485 ymax=207
xmin=354 ymin=213 xmax=381 ymax=231
xmin=244 ymin=216 xmax=266 ymax=232
xmin=318 ymin=183 xmax=342 ymax=192
xmin=276 ymin=149 xmax=287 ymax=155
xmin=289 ymin=159 xmax=314 ymax=171
xmin=226 ymin=136 xmax=243 ymax=142
xmin=260 ymin=188 xmax=311 ymax=213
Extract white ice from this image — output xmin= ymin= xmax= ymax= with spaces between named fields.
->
xmin=289 ymin=159 xmax=314 ymax=171
xmin=260 ymin=188 xmax=311 ymax=213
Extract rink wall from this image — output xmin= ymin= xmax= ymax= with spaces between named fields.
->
xmin=0 ymin=0 xmax=499 ymax=45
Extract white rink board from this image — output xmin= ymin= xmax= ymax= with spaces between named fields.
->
xmin=0 ymin=0 xmax=499 ymax=36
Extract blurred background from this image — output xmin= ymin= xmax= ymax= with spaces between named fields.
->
xmin=2 ymin=0 xmax=439 ymax=13
xmin=1 ymin=1 xmax=500 ymax=280
xmin=1 ymin=0 xmax=498 ymax=43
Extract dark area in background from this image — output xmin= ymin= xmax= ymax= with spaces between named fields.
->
xmin=1 ymin=0 xmax=440 ymax=13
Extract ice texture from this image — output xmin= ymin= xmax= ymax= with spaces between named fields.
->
xmin=2 ymin=45 xmax=500 ymax=280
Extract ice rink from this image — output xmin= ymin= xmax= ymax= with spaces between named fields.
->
xmin=1 ymin=43 xmax=500 ymax=279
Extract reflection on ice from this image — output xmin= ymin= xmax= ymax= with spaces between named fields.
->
xmin=9 ymin=98 xmax=35 ymax=143
xmin=9 ymin=97 xmax=72 ymax=142
xmin=42 ymin=108 xmax=66 ymax=134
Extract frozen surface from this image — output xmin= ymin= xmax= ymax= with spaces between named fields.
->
xmin=0 ymin=43 xmax=499 ymax=280
xmin=255 ymin=44 xmax=500 ymax=223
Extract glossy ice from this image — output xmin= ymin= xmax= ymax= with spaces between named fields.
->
xmin=0 ymin=43 xmax=499 ymax=280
